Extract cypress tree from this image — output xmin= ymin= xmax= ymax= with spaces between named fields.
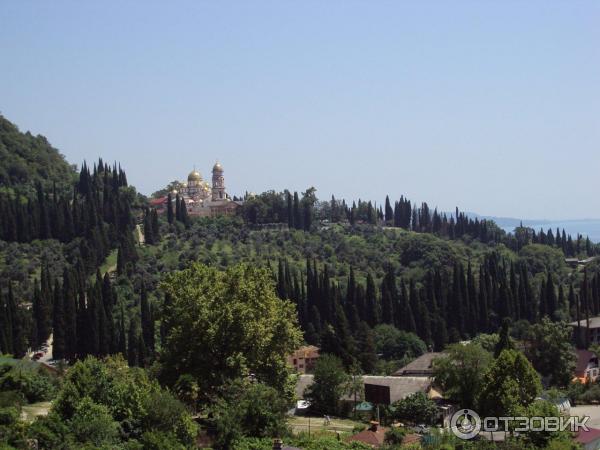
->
xmin=381 ymin=266 xmax=396 ymax=324
xmin=365 ymin=273 xmax=380 ymax=327
xmin=7 ymin=284 xmax=24 ymax=357
xmin=140 ymin=282 xmax=153 ymax=358
xmin=546 ymin=272 xmax=557 ymax=320
xmin=151 ymin=208 xmax=160 ymax=242
xmin=179 ymin=197 xmax=189 ymax=227
xmin=52 ymin=279 xmax=66 ymax=360
xmin=143 ymin=208 xmax=154 ymax=245
xmin=355 ymin=321 xmax=377 ymax=373
xmin=167 ymin=193 xmax=174 ymax=224
xmin=286 ymin=191 xmax=293 ymax=228
xmin=63 ymin=269 xmax=78 ymax=360
xmin=384 ymin=195 xmax=393 ymax=223
xmin=118 ymin=306 xmax=127 ymax=357
xmin=127 ymin=319 xmax=138 ymax=367
xmin=494 ymin=318 xmax=514 ymax=358
xmin=293 ymin=192 xmax=302 ymax=230
xmin=0 ymin=289 xmax=9 ymax=354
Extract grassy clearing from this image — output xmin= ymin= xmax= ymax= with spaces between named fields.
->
xmin=98 ymin=249 xmax=118 ymax=276
xmin=21 ymin=401 xmax=52 ymax=422
xmin=288 ymin=415 xmax=365 ymax=435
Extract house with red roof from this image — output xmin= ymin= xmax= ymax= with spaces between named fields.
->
xmin=347 ymin=422 xmax=387 ymax=448
xmin=575 ymin=427 xmax=600 ymax=450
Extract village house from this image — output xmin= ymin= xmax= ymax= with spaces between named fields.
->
xmin=392 ymin=352 xmax=443 ymax=377
xmin=574 ymin=349 xmax=600 ymax=383
xmin=570 ymin=317 xmax=600 ymax=345
xmin=295 ymin=374 xmax=433 ymax=405
xmin=287 ymin=345 xmax=320 ymax=374
xmin=346 ymin=421 xmax=387 ymax=448
xmin=575 ymin=427 xmax=600 ymax=450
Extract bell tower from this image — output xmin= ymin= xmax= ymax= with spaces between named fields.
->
xmin=211 ymin=162 xmax=225 ymax=201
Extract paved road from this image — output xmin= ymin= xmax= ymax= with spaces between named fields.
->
xmin=571 ymin=405 xmax=600 ymax=429
xmin=28 ymin=333 xmax=53 ymax=363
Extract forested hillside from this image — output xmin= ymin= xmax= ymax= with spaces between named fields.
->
xmin=1 ymin=115 xmax=600 ymax=448
xmin=0 ymin=116 xmax=76 ymax=195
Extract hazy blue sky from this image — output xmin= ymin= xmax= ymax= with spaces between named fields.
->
xmin=1 ymin=1 xmax=598 ymax=219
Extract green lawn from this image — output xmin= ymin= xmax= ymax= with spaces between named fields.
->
xmin=0 ymin=355 xmax=19 ymax=365
xmin=98 ymin=249 xmax=118 ymax=276
xmin=288 ymin=415 xmax=365 ymax=435
xmin=21 ymin=401 xmax=52 ymax=422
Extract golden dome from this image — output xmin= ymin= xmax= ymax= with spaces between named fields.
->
xmin=213 ymin=161 xmax=223 ymax=172
xmin=188 ymin=170 xmax=202 ymax=182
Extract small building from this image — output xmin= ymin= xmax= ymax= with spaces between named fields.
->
xmin=574 ymin=349 xmax=599 ymax=383
xmin=570 ymin=317 xmax=600 ymax=345
xmin=575 ymin=427 xmax=600 ymax=450
xmin=346 ymin=421 xmax=387 ymax=448
xmin=565 ymin=258 xmax=580 ymax=268
xmin=565 ymin=257 xmax=599 ymax=268
xmin=401 ymin=434 xmax=423 ymax=446
xmin=392 ymin=352 xmax=443 ymax=377
xmin=295 ymin=374 xmax=432 ymax=405
xmin=287 ymin=345 xmax=320 ymax=374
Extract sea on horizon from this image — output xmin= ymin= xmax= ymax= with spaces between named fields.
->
xmin=502 ymin=219 xmax=600 ymax=244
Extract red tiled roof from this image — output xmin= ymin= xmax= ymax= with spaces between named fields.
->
xmin=347 ymin=427 xmax=387 ymax=447
xmin=576 ymin=427 xmax=600 ymax=444
xmin=402 ymin=434 xmax=422 ymax=446
xmin=149 ymin=197 xmax=167 ymax=206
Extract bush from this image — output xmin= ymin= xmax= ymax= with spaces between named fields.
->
xmin=567 ymin=382 xmax=587 ymax=405
xmin=69 ymin=397 xmax=120 ymax=447
xmin=384 ymin=426 xmax=407 ymax=445
xmin=373 ymin=325 xmax=426 ymax=361
xmin=27 ymin=411 xmax=73 ymax=449
xmin=393 ymin=392 xmax=438 ymax=425
xmin=0 ymin=390 xmax=24 ymax=408
xmin=0 ymin=366 xmax=57 ymax=403
xmin=579 ymin=385 xmax=600 ymax=404
xmin=142 ymin=390 xmax=197 ymax=447
xmin=37 ymin=356 xmax=197 ymax=448
xmin=351 ymin=424 xmax=367 ymax=433
xmin=0 ymin=406 xmax=19 ymax=426
xmin=140 ymin=431 xmax=186 ymax=450
xmin=210 ymin=381 xmax=290 ymax=450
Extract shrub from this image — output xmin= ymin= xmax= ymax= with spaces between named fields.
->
xmin=384 ymin=426 xmax=407 ymax=445
xmin=0 ymin=406 xmax=19 ymax=426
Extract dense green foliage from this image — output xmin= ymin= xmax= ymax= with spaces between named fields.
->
xmin=479 ymin=349 xmax=542 ymax=417
xmin=208 ymin=380 xmax=290 ymax=449
xmin=433 ymin=343 xmax=493 ymax=409
xmin=0 ymin=115 xmax=76 ymax=194
xmin=304 ymin=354 xmax=351 ymax=415
xmin=0 ymin=359 xmax=57 ymax=404
xmin=158 ymin=263 xmax=303 ymax=400
xmin=525 ymin=318 xmax=576 ymax=387
xmin=129 ymin=211 xmax=600 ymax=374
xmin=392 ymin=392 xmax=438 ymax=425
xmin=32 ymin=356 xmax=197 ymax=449
xmin=1 ymin=114 xmax=598 ymax=449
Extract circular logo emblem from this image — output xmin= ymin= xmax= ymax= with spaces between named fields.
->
xmin=450 ymin=409 xmax=481 ymax=440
